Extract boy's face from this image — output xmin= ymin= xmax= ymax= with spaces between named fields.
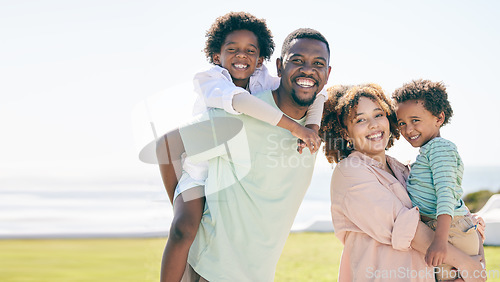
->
xmin=395 ymin=100 xmax=444 ymax=147
xmin=212 ymin=29 xmax=264 ymax=88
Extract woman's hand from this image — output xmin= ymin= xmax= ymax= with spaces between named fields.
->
xmin=471 ymin=214 xmax=486 ymax=243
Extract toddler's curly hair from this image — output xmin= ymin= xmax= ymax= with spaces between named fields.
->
xmin=204 ymin=12 xmax=274 ymax=64
xmin=320 ymin=83 xmax=400 ymax=164
xmin=391 ymin=79 xmax=453 ymax=126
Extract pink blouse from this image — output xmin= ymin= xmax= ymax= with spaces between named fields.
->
xmin=331 ymin=152 xmax=434 ymax=281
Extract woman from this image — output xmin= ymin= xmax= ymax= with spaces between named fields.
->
xmin=319 ymin=84 xmax=485 ymax=281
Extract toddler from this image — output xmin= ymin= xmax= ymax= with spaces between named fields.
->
xmin=392 ymin=79 xmax=480 ymax=281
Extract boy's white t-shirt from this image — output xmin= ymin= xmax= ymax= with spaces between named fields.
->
xmin=175 ymin=65 xmax=281 ymax=201
xmin=175 ymin=64 xmax=327 ymax=201
xmin=191 ymin=64 xmax=280 ymax=116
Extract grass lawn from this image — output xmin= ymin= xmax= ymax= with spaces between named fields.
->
xmin=0 ymin=233 xmax=499 ymax=281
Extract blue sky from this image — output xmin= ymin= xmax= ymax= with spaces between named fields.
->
xmin=1 ymin=0 xmax=499 ymax=186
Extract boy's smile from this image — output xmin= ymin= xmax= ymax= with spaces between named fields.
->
xmin=212 ymin=29 xmax=264 ymax=88
xmin=396 ymin=100 xmax=444 ymax=147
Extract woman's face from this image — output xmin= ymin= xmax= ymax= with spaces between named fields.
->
xmin=345 ymin=97 xmax=390 ymax=161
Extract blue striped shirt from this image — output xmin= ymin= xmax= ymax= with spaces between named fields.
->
xmin=406 ymin=137 xmax=468 ymax=219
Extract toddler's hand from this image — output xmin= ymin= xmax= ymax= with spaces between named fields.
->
xmin=293 ymin=125 xmax=320 ymax=154
xmin=425 ymin=238 xmax=447 ymax=267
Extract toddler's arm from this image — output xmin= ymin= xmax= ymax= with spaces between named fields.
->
xmin=233 ymin=93 xmax=321 ymax=153
xmin=193 ymin=66 xmax=281 ymax=122
xmin=195 ymin=66 xmax=320 ymax=153
xmin=305 ymin=91 xmax=327 ymax=128
xmin=425 ymin=214 xmax=452 ymax=266
xmin=296 ymin=90 xmax=327 ymax=153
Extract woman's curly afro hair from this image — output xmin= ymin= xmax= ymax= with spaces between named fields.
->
xmin=204 ymin=11 xmax=274 ymax=64
xmin=320 ymin=83 xmax=400 ymax=164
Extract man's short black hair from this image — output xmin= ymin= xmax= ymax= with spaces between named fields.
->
xmin=281 ymin=28 xmax=330 ymax=59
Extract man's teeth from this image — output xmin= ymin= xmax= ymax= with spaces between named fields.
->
xmin=296 ymin=78 xmax=315 ymax=87
xmin=409 ymin=135 xmax=420 ymax=140
xmin=367 ymin=132 xmax=382 ymax=139
xmin=234 ymin=64 xmax=247 ymax=69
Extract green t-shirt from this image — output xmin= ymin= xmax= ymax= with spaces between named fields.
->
xmin=179 ymin=90 xmax=317 ymax=282
xmin=406 ymin=137 xmax=468 ymax=219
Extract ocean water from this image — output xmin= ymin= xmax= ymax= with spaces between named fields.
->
xmin=1 ymin=166 xmax=499 ymax=238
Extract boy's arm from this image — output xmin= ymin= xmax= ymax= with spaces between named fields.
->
xmin=427 ymin=141 xmax=462 ymax=220
xmin=195 ymin=66 xmax=284 ymax=125
xmin=195 ymin=67 xmax=320 ymax=153
xmin=193 ymin=67 xmax=245 ymax=115
xmin=233 ymin=93 xmax=321 ymax=153
xmin=304 ymin=93 xmax=326 ymax=127
xmin=296 ymin=92 xmax=327 ymax=153
xmin=232 ymin=92 xmax=283 ymax=125
xmin=425 ymin=214 xmax=452 ymax=266
xmin=424 ymin=141 xmax=461 ymax=264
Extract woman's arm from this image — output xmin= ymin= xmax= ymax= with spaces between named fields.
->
xmin=411 ymin=221 xmax=485 ymax=282
xmin=333 ymin=163 xmax=421 ymax=250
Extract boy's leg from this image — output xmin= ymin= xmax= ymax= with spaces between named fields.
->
xmin=156 ymin=129 xmax=185 ymax=203
xmin=160 ymin=189 xmax=205 ymax=282
xmin=436 ymin=216 xmax=481 ymax=281
xmin=448 ymin=216 xmax=482 ymax=280
xmin=180 ymin=263 xmax=209 ymax=282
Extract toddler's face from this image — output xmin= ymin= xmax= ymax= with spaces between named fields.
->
xmin=212 ymin=29 xmax=264 ymax=88
xmin=395 ymin=100 xmax=444 ymax=147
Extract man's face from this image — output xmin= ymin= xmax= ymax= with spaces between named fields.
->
xmin=277 ymin=38 xmax=331 ymax=107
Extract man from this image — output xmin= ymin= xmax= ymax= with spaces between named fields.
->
xmin=165 ymin=28 xmax=331 ymax=281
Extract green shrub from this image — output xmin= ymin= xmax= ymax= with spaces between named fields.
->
xmin=463 ymin=190 xmax=498 ymax=213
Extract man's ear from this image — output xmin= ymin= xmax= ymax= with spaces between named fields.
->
xmin=213 ymin=53 xmax=221 ymax=65
xmin=276 ymin=57 xmax=283 ymax=77
xmin=256 ymin=57 xmax=264 ymax=68
xmin=436 ymin=112 xmax=445 ymax=127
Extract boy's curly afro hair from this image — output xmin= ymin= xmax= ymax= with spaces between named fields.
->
xmin=320 ymin=83 xmax=400 ymax=164
xmin=204 ymin=12 xmax=274 ymax=64
xmin=392 ymin=79 xmax=453 ymax=126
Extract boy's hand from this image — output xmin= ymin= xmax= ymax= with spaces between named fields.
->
xmin=425 ymin=238 xmax=447 ymax=266
xmin=294 ymin=124 xmax=320 ymax=154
